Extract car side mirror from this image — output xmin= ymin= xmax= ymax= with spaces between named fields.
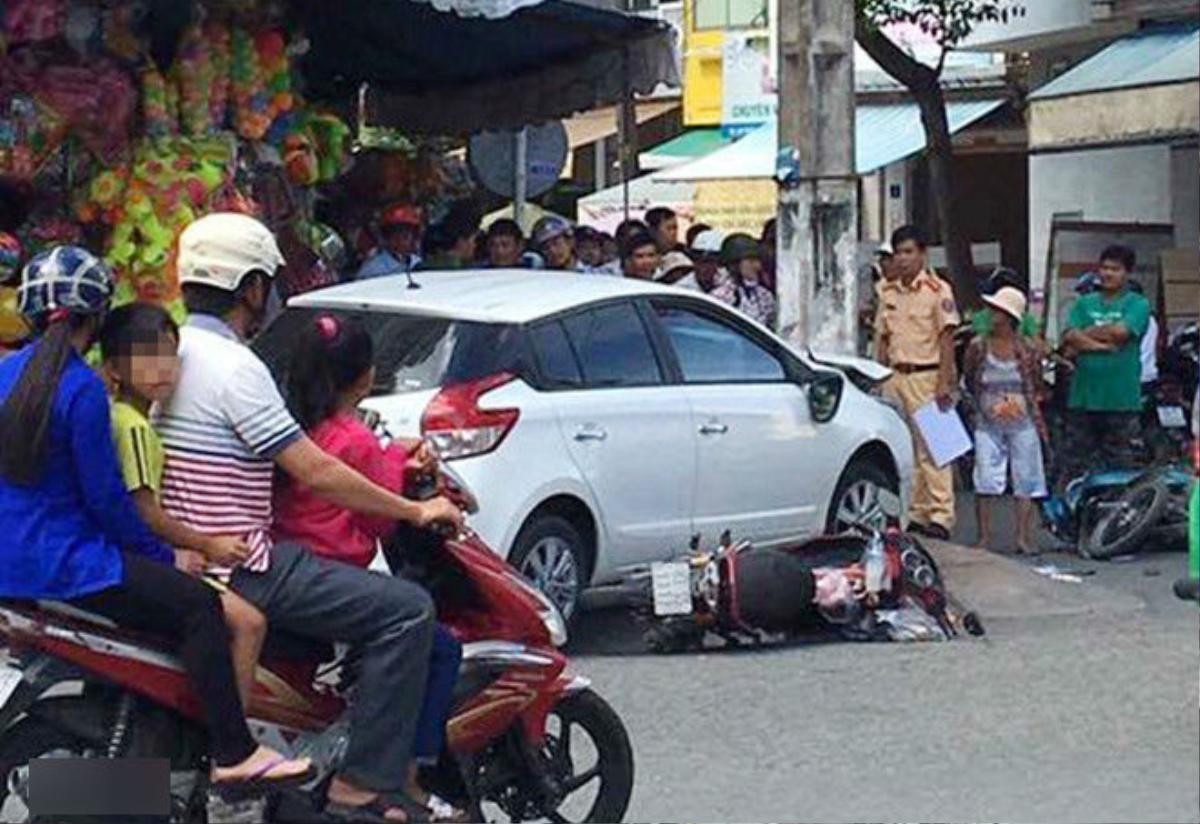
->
xmin=807 ymin=372 xmax=844 ymax=424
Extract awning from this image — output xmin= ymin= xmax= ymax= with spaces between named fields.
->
xmin=563 ymin=101 xmax=680 ymax=150
xmin=296 ymin=0 xmax=680 ymax=136
xmin=1026 ymin=23 xmax=1199 ymax=150
xmin=639 ymin=128 xmax=734 ymax=170
xmin=655 ymin=99 xmax=1007 ymax=182
xmin=1029 ymin=23 xmax=1199 ymax=101
xmin=576 ymin=172 xmax=696 ymax=232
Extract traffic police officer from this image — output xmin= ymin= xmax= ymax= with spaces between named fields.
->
xmin=874 ymin=225 xmax=961 ymax=540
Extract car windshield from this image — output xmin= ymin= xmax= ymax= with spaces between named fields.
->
xmin=254 ymin=308 xmax=525 ymax=396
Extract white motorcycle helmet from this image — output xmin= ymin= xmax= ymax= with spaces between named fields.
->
xmin=177 ymin=213 xmax=285 ymax=292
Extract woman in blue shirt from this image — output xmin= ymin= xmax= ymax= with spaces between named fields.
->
xmin=0 ymin=247 xmax=311 ymax=791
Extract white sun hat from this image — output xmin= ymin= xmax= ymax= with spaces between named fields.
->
xmin=982 ymin=286 xmax=1027 ymax=323
xmin=689 ymin=229 xmax=726 ymax=255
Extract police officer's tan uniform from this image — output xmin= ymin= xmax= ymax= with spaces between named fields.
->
xmin=875 ymin=269 xmax=961 ymax=531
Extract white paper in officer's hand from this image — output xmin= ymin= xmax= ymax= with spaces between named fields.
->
xmin=912 ymin=402 xmax=973 ymax=468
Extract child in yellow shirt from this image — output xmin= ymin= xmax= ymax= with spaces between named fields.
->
xmin=99 ymin=301 xmax=266 ymax=706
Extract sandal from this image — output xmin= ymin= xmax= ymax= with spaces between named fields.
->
xmin=211 ymin=755 xmax=317 ymax=801
xmin=326 ymin=791 xmax=436 ymax=823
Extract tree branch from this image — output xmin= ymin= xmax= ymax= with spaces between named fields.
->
xmin=854 ymin=13 xmax=940 ymax=92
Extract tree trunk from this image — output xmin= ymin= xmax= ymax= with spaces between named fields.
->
xmin=855 ymin=17 xmax=980 ymax=306
xmin=915 ymin=81 xmax=979 ymax=307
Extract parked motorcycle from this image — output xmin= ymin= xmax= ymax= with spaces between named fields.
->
xmin=0 ymin=461 xmax=633 ymax=823
xmin=620 ymin=495 xmax=983 ymax=654
xmin=1146 ymin=321 xmax=1199 ymax=463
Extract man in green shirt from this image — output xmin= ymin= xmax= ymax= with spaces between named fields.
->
xmin=1061 ymin=244 xmax=1151 ymax=479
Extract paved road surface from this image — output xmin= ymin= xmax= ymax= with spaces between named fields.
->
xmin=572 ymin=524 xmax=1198 ymax=823
xmin=1 ymin=490 xmax=1194 ymax=822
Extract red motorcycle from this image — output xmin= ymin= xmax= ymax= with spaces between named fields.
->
xmin=0 ymin=463 xmax=633 ymax=823
xmin=623 ymin=515 xmax=984 ymax=654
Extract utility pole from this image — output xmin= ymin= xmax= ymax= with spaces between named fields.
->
xmin=775 ymin=0 xmax=858 ymax=354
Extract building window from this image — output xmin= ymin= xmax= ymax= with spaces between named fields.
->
xmin=693 ymin=0 xmax=767 ymax=30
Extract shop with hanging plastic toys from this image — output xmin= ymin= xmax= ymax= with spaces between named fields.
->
xmin=0 ymin=0 xmax=480 ymax=351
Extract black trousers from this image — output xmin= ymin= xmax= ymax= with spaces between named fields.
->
xmin=74 ymin=553 xmax=257 ymax=767
xmin=231 ymin=543 xmax=434 ymax=792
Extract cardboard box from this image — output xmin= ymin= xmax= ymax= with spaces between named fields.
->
xmin=1160 ymin=248 xmax=1199 ymax=326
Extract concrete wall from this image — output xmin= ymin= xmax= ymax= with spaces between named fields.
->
xmin=1170 ymin=144 xmax=1200 ymax=250
xmin=1030 ymin=83 xmax=1200 ymax=150
xmin=1029 ymin=143 xmax=1173 ymax=288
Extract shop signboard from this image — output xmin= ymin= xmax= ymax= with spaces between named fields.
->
xmin=720 ymin=32 xmax=775 ymax=139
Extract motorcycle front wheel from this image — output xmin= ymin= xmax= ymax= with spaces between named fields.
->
xmin=539 ymin=689 xmax=633 ymax=823
xmin=1085 ymin=476 xmax=1172 ymax=559
xmin=477 ymin=688 xmax=634 ymax=823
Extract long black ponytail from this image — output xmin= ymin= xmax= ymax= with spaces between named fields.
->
xmin=0 ymin=314 xmax=92 ymax=485
xmin=286 ymin=314 xmax=375 ymax=432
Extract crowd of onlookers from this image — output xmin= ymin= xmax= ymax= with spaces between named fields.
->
xmin=348 ymin=201 xmax=783 ymax=329
xmin=4 ymin=197 xmax=1185 ymax=561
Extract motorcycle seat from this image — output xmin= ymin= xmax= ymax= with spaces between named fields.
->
xmin=1 ymin=601 xmax=334 ymax=664
xmin=29 ymin=599 xmax=118 ymax=629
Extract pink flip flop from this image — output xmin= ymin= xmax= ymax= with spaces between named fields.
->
xmin=211 ymin=755 xmax=317 ymax=801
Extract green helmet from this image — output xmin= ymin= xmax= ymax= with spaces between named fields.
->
xmin=720 ymin=233 xmax=761 ymax=268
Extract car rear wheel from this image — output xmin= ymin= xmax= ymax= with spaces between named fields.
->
xmin=826 ymin=459 xmax=896 ymax=534
xmin=510 ymin=515 xmax=588 ymax=623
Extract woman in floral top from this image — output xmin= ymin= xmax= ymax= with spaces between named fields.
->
xmin=963 ymin=286 xmax=1048 ymax=554
xmin=712 ymin=233 xmax=776 ymax=328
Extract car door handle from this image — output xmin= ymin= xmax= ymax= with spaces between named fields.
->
xmin=698 ymin=422 xmax=729 ymax=436
xmin=574 ymin=426 xmax=608 ymax=442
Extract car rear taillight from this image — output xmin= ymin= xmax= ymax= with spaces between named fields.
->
xmin=421 ymin=373 xmax=520 ymax=460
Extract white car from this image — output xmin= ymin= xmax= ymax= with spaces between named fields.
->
xmin=258 ymin=270 xmax=913 ymax=622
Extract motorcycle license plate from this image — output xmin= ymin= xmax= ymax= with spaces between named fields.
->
xmin=0 ymin=668 xmax=22 ymax=709
xmin=1157 ymin=405 xmax=1188 ymax=429
xmin=650 ymin=562 xmax=693 ymax=616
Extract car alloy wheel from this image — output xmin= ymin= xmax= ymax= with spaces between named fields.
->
xmin=519 ymin=535 xmax=581 ymax=621
xmin=835 ymin=478 xmax=887 ymax=532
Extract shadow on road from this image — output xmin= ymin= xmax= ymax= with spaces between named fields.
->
xmin=569 ymin=601 xmax=859 ymax=658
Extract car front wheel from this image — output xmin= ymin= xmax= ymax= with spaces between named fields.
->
xmin=826 ymin=458 xmax=897 ymax=534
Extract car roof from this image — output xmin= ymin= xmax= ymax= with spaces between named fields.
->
xmin=288 ymin=269 xmax=695 ymax=325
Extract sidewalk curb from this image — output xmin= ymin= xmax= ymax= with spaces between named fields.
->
xmin=922 ymin=538 xmax=1146 ymax=619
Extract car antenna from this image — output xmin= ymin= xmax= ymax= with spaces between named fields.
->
xmin=405 ymin=268 xmax=421 ymax=290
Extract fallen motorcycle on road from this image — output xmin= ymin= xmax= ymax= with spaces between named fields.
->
xmin=620 ymin=497 xmax=984 ymax=655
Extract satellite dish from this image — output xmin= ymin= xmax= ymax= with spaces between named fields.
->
xmin=469 ymin=122 xmax=568 ymax=200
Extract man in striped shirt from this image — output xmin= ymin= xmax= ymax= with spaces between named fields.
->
xmin=161 ymin=213 xmax=463 ymax=821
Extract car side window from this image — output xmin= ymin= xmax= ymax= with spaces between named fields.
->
xmin=561 ymin=303 xmax=663 ymax=388
xmin=654 ymin=304 xmax=786 ymax=383
xmin=528 ymin=320 xmax=583 ymax=387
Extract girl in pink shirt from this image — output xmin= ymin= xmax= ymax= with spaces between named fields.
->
xmin=275 ymin=314 xmax=463 ymax=821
